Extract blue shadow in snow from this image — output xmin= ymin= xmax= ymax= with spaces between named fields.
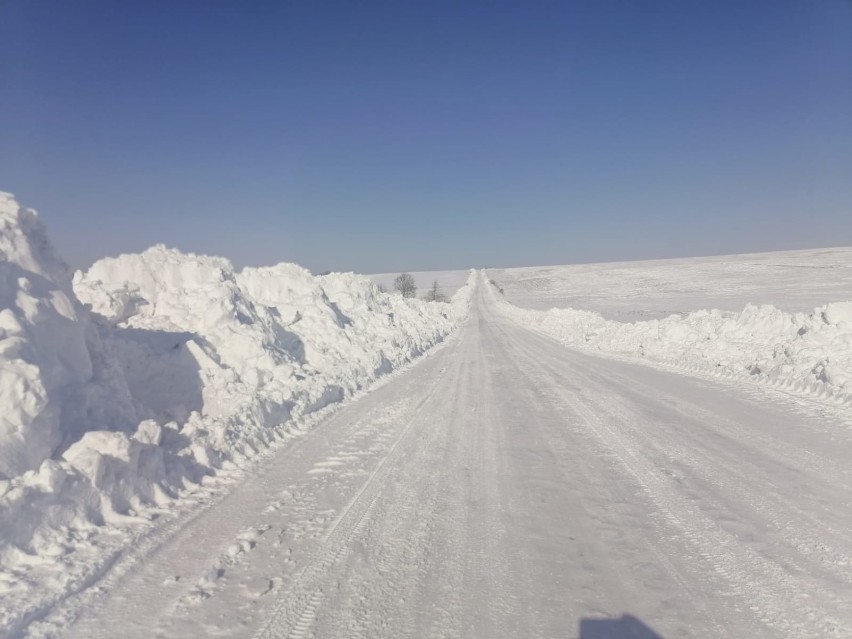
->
xmin=580 ymin=614 xmax=664 ymax=639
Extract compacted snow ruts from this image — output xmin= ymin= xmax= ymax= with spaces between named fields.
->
xmin=37 ymin=275 xmax=852 ymax=639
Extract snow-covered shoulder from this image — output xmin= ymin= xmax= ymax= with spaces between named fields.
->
xmin=487 ymin=273 xmax=852 ymax=406
xmin=0 ymin=193 xmax=474 ymax=637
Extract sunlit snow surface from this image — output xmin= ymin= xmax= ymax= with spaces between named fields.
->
xmin=479 ymin=250 xmax=852 ymax=405
xmin=38 ymin=276 xmax=852 ymax=639
xmin=0 ymin=192 xmax=472 ymax=637
xmin=3 ymin=186 xmax=852 ymax=639
xmin=372 ymin=248 xmax=852 ymax=318
xmin=372 ymin=249 xmax=852 ymax=406
xmin=488 ymin=248 xmax=852 ymax=320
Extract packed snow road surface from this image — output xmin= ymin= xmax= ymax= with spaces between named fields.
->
xmin=42 ymin=277 xmax=852 ymax=639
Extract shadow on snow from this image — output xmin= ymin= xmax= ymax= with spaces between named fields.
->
xmin=579 ymin=614 xmax=664 ymax=639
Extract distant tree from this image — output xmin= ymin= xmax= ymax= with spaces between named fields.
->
xmin=394 ymin=273 xmax=417 ymax=298
xmin=376 ymin=283 xmax=387 ymax=293
xmin=424 ymin=280 xmax=447 ymax=302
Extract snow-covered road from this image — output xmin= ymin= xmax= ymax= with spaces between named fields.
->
xmin=41 ymin=277 xmax=852 ymax=639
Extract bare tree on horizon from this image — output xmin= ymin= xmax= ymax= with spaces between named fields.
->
xmin=394 ymin=273 xmax=417 ymax=298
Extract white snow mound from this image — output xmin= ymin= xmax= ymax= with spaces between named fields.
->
xmin=0 ymin=192 xmax=473 ymax=636
xmin=490 ymin=277 xmax=852 ymax=401
xmin=0 ymin=192 xmax=136 ymax=480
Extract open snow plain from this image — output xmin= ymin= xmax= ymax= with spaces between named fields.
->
xmin=488 ymin=247 xmax=852 ymax=320
xmin=32 ymin=275 xmax=852 ymax=639
xmin=2 ymin=193 xmax=852 ymax=639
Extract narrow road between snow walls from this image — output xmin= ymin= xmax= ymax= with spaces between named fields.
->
xmin=25 ymin=273 xmax=852 ymax=639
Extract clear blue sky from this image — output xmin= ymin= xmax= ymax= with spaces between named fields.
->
xmin=1 ymin=1 xmax=850 ymax=273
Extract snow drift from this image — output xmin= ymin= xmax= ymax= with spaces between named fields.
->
xmin=0 ymin=193 xmax=135 ymax=481
xmin=0 ymin=192 xmax=472 ymax=636
xmin=490 ymin=278 xmax=852 ymax=403
xmin=73 ymin=247 xmax=471 ymax=464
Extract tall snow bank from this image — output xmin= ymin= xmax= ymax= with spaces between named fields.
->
xmin=0 ymin=192 xmax=473 ymax=636
xmin=74 ymin=248 xmax=470 ymax=461
xmin=0 ymin=193 xmax=135 ymax=480
xmin=491 ymin=278 xmax=852 ymax=402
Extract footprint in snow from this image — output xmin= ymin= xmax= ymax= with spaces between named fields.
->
xmin=241 ymin=577 xmax=276 ymax=598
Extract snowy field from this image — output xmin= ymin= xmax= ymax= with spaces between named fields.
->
xmin=488 ymin=247 xmax=852 ymax=320
xmin=372 ymin=247 xmax=852 ymax=320
xmin=2 ymin=191 xmax=852 ymax=639
xmin=28 ymin=276 xmax=852 ymax=639
xmin=486 ymin=250 xmax=852 ymax=408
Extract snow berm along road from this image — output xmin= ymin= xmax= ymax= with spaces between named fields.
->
xmin=0 ymin=192 xmax=471 ymax=637
xmin=2 ymin=193 xmax=852 ymax=637
xmin=27 ymin=273 xmax=852 ymax=639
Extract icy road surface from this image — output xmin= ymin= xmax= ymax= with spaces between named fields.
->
xmin=44 ymin=278 xmax=852 ymax=639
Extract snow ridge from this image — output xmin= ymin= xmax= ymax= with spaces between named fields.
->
xmin=489 ymin=275 xmax=852 ymax=406
xmin=0 ymin=193 xmax=473 ymax=636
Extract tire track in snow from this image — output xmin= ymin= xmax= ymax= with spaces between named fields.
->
xmin=487 ymin=317 xmax=727 ymax=638
xmin=251 ymin=364 xmax=453 ymax=639
xmin=500 ymin=319 xmax=852 ymax=637
xmin=526 ymin=347 xmax=852 ymax=591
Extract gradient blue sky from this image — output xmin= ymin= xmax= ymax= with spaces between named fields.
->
xmin=1 ymin=1 xmax=850 ymax=273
